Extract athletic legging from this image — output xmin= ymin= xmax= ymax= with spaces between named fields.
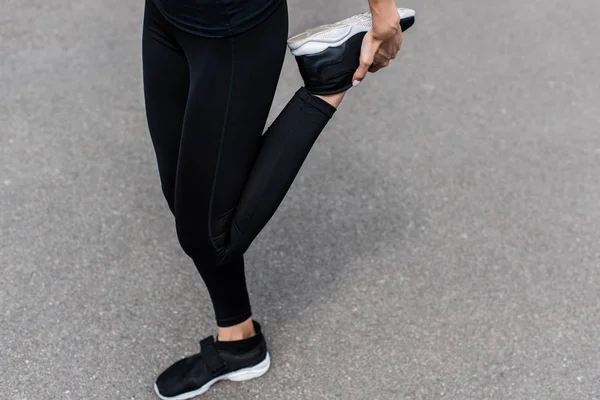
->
xmin=142 ymin=0 xmax=336 ymax=327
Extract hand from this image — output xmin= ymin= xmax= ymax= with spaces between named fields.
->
xmin=352 ymin=6 xmax=403 ymax=85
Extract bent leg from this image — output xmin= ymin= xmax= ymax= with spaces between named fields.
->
xmin=229 ymin=88 xmax=336 ymax=258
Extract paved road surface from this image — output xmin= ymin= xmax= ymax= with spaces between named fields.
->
xmin=2 ymin=0 xmax=600 ymax=399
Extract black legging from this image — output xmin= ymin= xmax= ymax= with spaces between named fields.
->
xmin=142 ymin=0 xmax=336 ymax=327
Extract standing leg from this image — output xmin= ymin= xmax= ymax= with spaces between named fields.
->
xmin=142 ymin=0 xmax=189 ymax=213
xmin=144 ymin=0 xmax=252 ymax=330
xmin=169 ymin=1 xmax=290 ymax=327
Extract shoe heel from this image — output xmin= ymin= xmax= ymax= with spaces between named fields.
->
xmin=226 ymin=353 xmax=271 ymax=382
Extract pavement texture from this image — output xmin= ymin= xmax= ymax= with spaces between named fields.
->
xmin=2 ymin=0 xmax=600 ymax=399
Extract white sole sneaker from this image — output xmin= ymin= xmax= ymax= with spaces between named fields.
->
xmin=288 ymin=8 xmax=416 ymax=57
xmin=154 ymin=353 xmax=271 ymax=400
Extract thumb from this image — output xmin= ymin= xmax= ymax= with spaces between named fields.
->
xmin=352 ymin=31 xmax=377 ymax=84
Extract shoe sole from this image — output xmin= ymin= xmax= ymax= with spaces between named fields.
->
xmin=153 ymin=352 xmax=271 ymax=400
xmin=288 ymin=8 xmax=415 ymax=57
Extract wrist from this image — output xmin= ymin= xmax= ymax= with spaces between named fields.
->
xmin=369 ymin=1 xmax=400 ymax=39
xmin=369 ymin=0 xmax=398 ymax=17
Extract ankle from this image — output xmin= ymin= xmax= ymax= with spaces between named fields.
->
xmin=314 ymin=91 xmax=346 ymax=109
xmin=217 ymin=318 xmax=256 ymax=342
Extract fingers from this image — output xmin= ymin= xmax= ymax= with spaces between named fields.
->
xmin=369 ymin=60 xmax=390 ymax=73
xmin=352 ymin=31 xmax=378 ymax=84
xmin=394 ymin=32 xmax=403 ymax=58
xmin=368 ymin=52 xmax=391 ymax=73
xmin=370 ymin=31 xmax=402 ymax=72
xmin=353 ymin=56 xmax=372 ymax=84
xmin=374 ymin=53 xmax=391 ymax=67
xmin=352 ymin=29 xmax=403 ymax=85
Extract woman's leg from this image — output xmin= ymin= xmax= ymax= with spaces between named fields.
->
xmin=143 ymin=0 xmax=252 ymax=331
xmin=165 ymin=1 xmax=290 ymax=328
xmin=172 ymin=2 xmax=339 ymax=271
xmin=152 ymin=2 xmax=349 ymax=397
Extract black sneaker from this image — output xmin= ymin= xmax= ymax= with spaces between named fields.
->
xmin=154 ymin=321 xmax=270 ymax=399
xmin=288 ymin=8 xmax=415 ymax=95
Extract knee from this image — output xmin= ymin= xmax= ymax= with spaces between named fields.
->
xmin=174 ymin=220 xmax=232 ymax=267
xmin=175 ymin=219 xmax=211 ymax=261
xmin=173 ymin=207 xmax=250 ymax=266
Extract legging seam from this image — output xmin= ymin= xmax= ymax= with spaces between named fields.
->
xmin=207 ymin=36 xmax=236 ymax=251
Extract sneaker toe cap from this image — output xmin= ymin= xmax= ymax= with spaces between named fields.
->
xmin=155 ymin=356 xmax=204 ymax=398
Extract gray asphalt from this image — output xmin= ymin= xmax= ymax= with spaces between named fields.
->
xmin=2 ymin=0 xmax=600 ymax=399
